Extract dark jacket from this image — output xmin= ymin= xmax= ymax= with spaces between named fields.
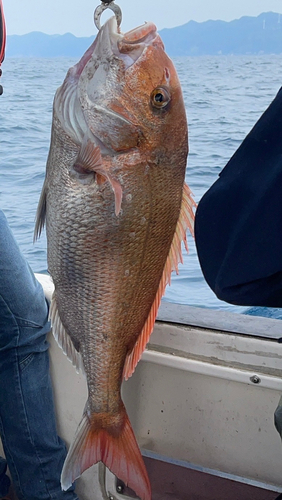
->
xmin=195 ymin=87 xmax=282 ymax=307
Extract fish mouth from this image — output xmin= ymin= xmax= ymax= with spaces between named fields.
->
xmin=95 ymin=16 xmax=159 ymax=69
xmin=66 ymin=18 xmax=158 ymax=82
xmin=117 ymin=20 xmax=158 ymax=66
xmin=54 ymin=18 xmax=159 ymax=147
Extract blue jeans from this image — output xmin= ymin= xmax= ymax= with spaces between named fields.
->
xmin=0 ymin=210 xmax=78 ymax=500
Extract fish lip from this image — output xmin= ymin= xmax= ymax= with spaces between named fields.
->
xmin=122 ymin=22 xmax=158 ymax=44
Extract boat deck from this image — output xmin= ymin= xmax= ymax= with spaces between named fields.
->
xmin=141 ymin=456 xmax=280 ymax=500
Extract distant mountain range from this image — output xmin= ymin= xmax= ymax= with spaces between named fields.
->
xmin=5 ymin=12 xmax=282 ymax=58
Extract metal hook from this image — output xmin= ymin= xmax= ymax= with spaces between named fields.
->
xmin=94 ymin=0 xmax=122 ymax=31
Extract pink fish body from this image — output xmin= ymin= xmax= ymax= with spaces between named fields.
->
xmin=35 ymin=17 xmax=195 ymax=500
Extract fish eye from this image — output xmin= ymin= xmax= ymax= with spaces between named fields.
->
xmin=150 ymin=87 xmax=171 ymax=110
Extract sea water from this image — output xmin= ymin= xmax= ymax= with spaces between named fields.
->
xmin=1 ymin=55 xmax=281 ymax=312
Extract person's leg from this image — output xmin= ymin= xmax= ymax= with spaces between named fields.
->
xmin=0 ymin=210 xmax=78 ymax=500
xmin=0 ymin=457 xmax=10 ymax=498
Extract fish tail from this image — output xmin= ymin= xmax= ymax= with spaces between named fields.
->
xmin=61 ymin=403 xmax=151 ymax=500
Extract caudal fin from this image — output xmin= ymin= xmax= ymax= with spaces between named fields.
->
xmin=61 ymin=404 xmax=151 ymax=500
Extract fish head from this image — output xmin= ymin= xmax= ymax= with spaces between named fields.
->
xmin=54 ymin=17 xmax=188 ymax=161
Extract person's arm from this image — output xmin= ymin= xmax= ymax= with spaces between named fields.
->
xmin=195 ymin=87 xmax=282 ymax=307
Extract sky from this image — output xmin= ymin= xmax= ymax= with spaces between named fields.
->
xmin=4 ymin=0 xmax=282 ymax=37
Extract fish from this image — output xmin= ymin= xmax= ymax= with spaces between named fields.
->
xmin=35 ymin=16 xmax=195 ymax=500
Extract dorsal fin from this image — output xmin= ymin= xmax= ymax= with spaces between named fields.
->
xmin=123 ymin=182 xmax=196 ymax=380
xmin=49 ymin=295 xmax=85 ymax=375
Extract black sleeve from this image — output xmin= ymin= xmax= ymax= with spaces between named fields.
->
xmin=195 ymin=87 xmax=282 ymax=307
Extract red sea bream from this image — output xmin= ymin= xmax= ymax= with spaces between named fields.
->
xmin=35 ymin=16 xmax=195 ymax=500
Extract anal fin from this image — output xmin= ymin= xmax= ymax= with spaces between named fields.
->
xmin=49 ymin=295 xmax=85 ymax=375
xmin=123 ymin=182 xmax=196 ymax=381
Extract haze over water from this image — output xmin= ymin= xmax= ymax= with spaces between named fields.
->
xmin=1 ymin=55 xmax=281 ymax=312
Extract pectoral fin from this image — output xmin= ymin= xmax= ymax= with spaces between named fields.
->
xmin=75 ymin=139 xmax=123 ymax=216
xmin=123 ymin=182 xmax=196 ymax=380
xmin=74 ymin=139 xmax=103 ymax=174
